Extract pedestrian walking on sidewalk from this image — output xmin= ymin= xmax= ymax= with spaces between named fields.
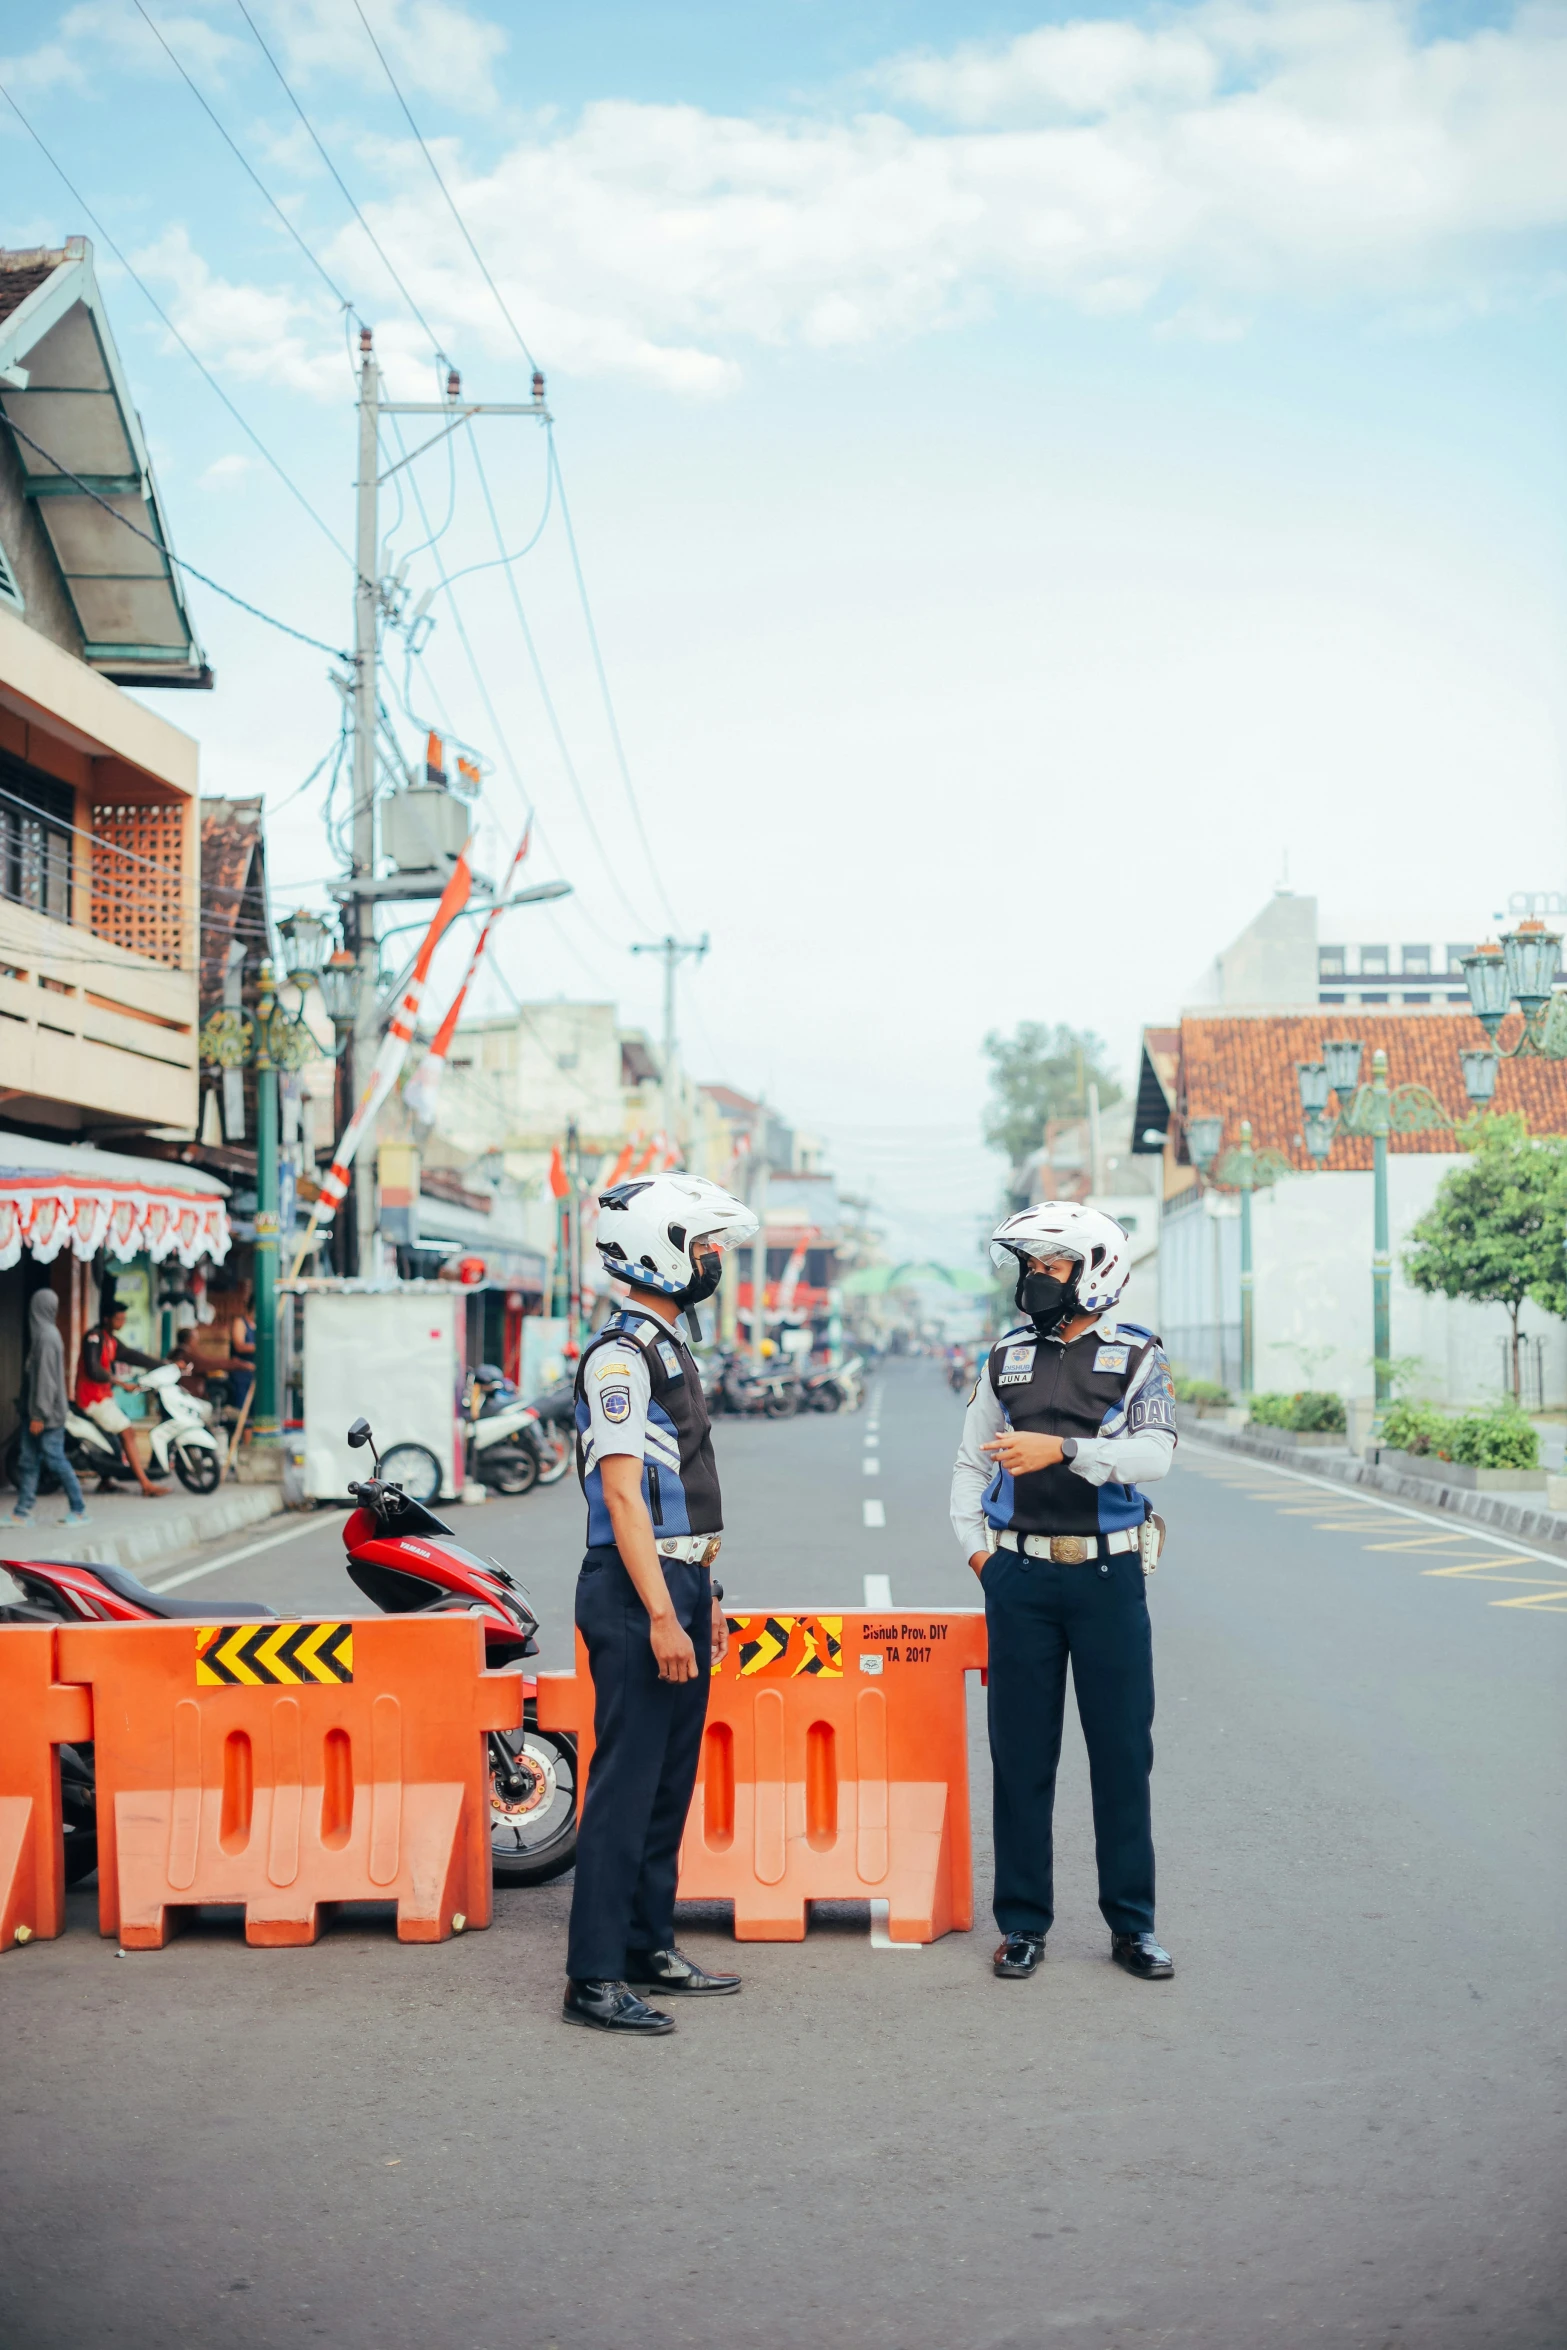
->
xmin=563 ymin=1171 xmax=759 ymax=2036
xmin=951 ymin=1203 xmax=1177 ymax=1984
xmin=11 ymin=1288 xmax=90 ymax=1528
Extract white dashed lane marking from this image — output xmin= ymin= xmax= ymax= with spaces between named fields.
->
xmin=863 ymin=1573 xmax=892 ymax=1607
xmin=863 ymin=1499 xmax=886 ymax=1529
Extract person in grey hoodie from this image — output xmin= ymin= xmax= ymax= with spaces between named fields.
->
xmin=12 ymin=1288 xmax=89 ymax=1526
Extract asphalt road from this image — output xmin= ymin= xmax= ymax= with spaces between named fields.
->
xmin=2 ymin=1358 xmax=1563 ymax=2350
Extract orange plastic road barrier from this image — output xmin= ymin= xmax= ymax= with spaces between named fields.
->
xmin=537 ymin=1607 xmax=988 ymax=1943
xmin=55 ymin=1617 xmax=521 ymax=1948
xmin=0 ymin=1626 xmax=93 ymax=1952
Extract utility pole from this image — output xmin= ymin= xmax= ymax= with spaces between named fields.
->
xmin=631 ymin=934 xmax=708 ymax=1155
xmin=751 ymin=1097 xmax=769 ymax=1362
xmin=334 ymin=326 xmax=548 ymax=1275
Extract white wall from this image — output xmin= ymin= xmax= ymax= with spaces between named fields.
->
xmin=1249 ymin=1156 xmax=1566 ymax=1408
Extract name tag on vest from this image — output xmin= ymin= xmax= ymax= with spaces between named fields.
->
xmin=1093 ymin=1344 xmax=1130 ymax=1373
xmin=997 ymin=1342 xmax=1035 ymax=1386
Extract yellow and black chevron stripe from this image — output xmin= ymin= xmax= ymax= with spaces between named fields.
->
xmin=196 ymin=1622 xmax=354 ymax=1687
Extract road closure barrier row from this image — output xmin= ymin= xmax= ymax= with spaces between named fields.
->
xmin=0 ymin=1618 xmax=521 ymax=1950
xmin=537 ymin=1606 xmax=987 ymax=1943
xmin=0 ymin=1624 xmax=93 ymax=1951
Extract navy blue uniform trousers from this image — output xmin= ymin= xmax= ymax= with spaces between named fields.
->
xmin=982 ymin=1544 xmax=1156 ymax=1939
xmin=565 ymin=1546 xmax=711 ymax=1981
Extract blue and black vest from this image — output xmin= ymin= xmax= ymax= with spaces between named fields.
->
xmin=574 ymin=1307 xmax=723 ymax=1547
xmin=982 ymin=1319 xmax=1174 ymax=1539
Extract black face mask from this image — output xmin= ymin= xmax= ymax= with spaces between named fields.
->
xmin=1016 ymin=1267 xmax=1078 ymax=1334
xmin=675 ymin=1245 xmax=723 ymax=1313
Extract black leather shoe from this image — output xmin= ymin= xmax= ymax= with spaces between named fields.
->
xmin=1111 ymin=1933 xmax=1173 ymax=1979
xmin=625 ymin=1947 xmax=741 ymax=1996
xmin=562 ymin=1978 xmax=675 ymax=2033
xmin=993 ymin=1932 xmax=1046 ymax=1979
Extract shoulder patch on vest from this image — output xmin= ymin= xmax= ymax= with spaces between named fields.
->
xmin=1093 ymin=1343 xmax=1130 ymax=1374
xmin=656 ymin=1340 xmax=682 ymax=1378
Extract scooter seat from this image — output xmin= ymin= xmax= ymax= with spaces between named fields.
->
xmin=51 ymin=1559 xmax=274 ymax=1622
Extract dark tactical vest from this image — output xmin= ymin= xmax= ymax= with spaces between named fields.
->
xmin=983 ymin=1319 xmax=1174 ymax=1538
xmin=574 ymin=1307 xmax=723 ymax=1545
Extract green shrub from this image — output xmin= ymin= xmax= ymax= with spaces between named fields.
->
xmin=1380 ymin=1400 xmax=1447 ymax=1456
xmin=1174 ymin=1376 xmax=1231 ymax=1406
xmin=1442 ymin=1407 xmax=1539 ymax=1470
xmin=1246 ymin=1393 xmax=1294 ymax=1428
xmin=1247 ymin=1389 xmax=1347 ymax=1433
xmin=1288 ymin=1390 xmax=1347 ymax=1433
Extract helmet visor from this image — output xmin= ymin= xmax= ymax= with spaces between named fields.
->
xmin=989 ymin=1238 xmax=1082 ymax=1278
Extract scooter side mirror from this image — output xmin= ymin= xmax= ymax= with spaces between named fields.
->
xmin=346 ymin=1419 xmax=372 ymax=1449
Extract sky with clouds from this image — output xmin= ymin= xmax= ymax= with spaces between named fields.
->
xmin=3 ymin=0 xmax=1564 ymax=1258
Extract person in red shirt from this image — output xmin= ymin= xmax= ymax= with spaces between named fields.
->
xmin=75 ymin=1292 xmax=167 ymax=1497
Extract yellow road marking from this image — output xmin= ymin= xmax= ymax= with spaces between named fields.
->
xmin=1364 ymin=1533 xmax=1481 ymax=1551
xmin=1491 ymin=1592 xmax=1567 ymax=1610
xmin=1421 ymin=1563 xmax=1566 ymax=1581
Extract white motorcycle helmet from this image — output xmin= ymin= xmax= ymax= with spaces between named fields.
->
xmin=990 ymin=1201 xmax=1133 ymax=1317
xmin=595 ymin=1171 xmax=759 ymax=1301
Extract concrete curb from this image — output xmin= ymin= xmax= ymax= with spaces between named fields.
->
xmin=1178 ymin=1418 xmax=1567 ymax=1553
xmin=7 ymin=1484 xmax=285 ymax=1579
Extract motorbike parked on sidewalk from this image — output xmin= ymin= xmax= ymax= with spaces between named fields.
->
xmin=0 ymin=1412 xmax=579 ymax=1891
xmin=4 ymin=1360 xmax=224 ymax=1499
xmin=462 ymin=1365 xmax=574 ymax=1497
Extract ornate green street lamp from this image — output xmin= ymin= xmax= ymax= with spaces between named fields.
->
xmin=200 ymin=911 xmax=342 ymax=1444
xmin=1294 ymin=1038 xmax=1453 ymax=1424
xmin=1455 ymin=918 xmax=1567 ymax=1101
xmin=1183 ymin=1113 xmax=1280 ymax=1395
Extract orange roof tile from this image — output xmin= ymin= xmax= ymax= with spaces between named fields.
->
xmin=1174 ymin=1008 xmax=1567 ymax=1174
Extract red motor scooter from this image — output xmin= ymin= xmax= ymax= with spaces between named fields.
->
xmin=0 ymin=1412 xmax=578 ymax=1894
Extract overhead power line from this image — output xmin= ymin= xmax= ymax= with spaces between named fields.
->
xmin=1 ymin=417 xmax=353 ymax=661
xmin=0 ymin=78 xmax=352 ymax=566
xmin=131 ymin=1 xmax=357 ymax=323
xmin=350 ymin=0 xmax=538 ymax=373
xmin=230 ymin=0 xmax=446 ymax=363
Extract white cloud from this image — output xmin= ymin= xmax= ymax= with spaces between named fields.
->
xmin=34 ymin=2 xmax=1563 ymax=399
xmin=196 ymin=452 xmax=256 ymax=488
xmin=131 ymin=225 xmax=347 ymax=399
xmin=259 ymin=0 xmax=505 ymax=112
xmin=1 ymin=1 xmax=242 ymax=95
xmin=332 ymin=2 xmax=1567 ymax=392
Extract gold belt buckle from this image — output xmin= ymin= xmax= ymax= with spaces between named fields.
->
xmin=700 ymin=1535 xmax=723 ymax=1568
xmin=1050 ymin=1536 xmax=1089 ymax=1565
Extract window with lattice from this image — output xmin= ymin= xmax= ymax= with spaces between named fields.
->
xmin=91 ymin=801 xmax=187 ymax=968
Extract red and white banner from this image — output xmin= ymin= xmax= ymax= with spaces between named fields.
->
xmin=291 ymin=843 xmax=473 ymax=1271
xmin=403 ymin=826 xmax=531 ymax=1129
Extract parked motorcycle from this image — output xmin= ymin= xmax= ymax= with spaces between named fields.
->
xmin=0 ymin=1411 xmax=579 ymax=1891
xmin=4 ymin=1360 xmax=224 ymax=1499
xmin=463 ymin=1364 xmax=574 ymax=1497
xmin=799 ymin=1353 xmax=866 ymax=1413
xmin=717 ymin=1354 xmax=799 ymax=1419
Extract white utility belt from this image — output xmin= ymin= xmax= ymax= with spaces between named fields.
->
xmin=656 ymin=1535 xmax=723 ymax=1566
xmin=987 ymin=1527 xmax=1140 ymax=1565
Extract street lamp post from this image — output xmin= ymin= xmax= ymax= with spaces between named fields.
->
xmin=200 ymin=910 xmax=340 ymax=1446
xmin=1455 ymin=919 xmax=1567 ymax=1100
xmin=1294 ymin=1037 xmax=1451 ymax=1428
xmin=1183 ymin=1115 xmax=1231 ymax=1391
xmin=1234 ymin=1120 xmax=1256 ymax=1398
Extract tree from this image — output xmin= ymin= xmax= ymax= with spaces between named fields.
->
xmin=1402 ymin=1113 xmax=1567 ymax=1399
xmin=981 ymin=1022 xmax=1123 ymax=1171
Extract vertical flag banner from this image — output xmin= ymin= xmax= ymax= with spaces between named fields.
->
xmin=403 ymin=824 xmax=532 ymax=1129
xmin=289 ymin=843 xmax=473 ymax=1277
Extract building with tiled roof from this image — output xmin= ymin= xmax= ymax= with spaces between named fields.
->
xmin=1155 ymin=1005 xmax=1567 ymax=1413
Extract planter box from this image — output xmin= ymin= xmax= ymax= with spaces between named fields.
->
xmin=1372 ymin=1448 xmax=1545 ymax=1493
xmin=1245 ymin=1427 xmax=1347 ymax=1449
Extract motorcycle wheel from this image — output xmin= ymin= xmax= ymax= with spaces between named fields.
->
xmin=491 ymin=1711 xmax=578 ymax=1886
xmin=173 ymin=1442 xmax=222 ymax=1495
xmin=763 ymin=1391 xmax=797 ymax=1419
xmin=377 ymin=1443 xmax=443 ymax=1503
xmin=534 ymin=1430 xmax=572 ymax=1486
xmin=486 ymin=1442 xmax=539 ymax=1497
